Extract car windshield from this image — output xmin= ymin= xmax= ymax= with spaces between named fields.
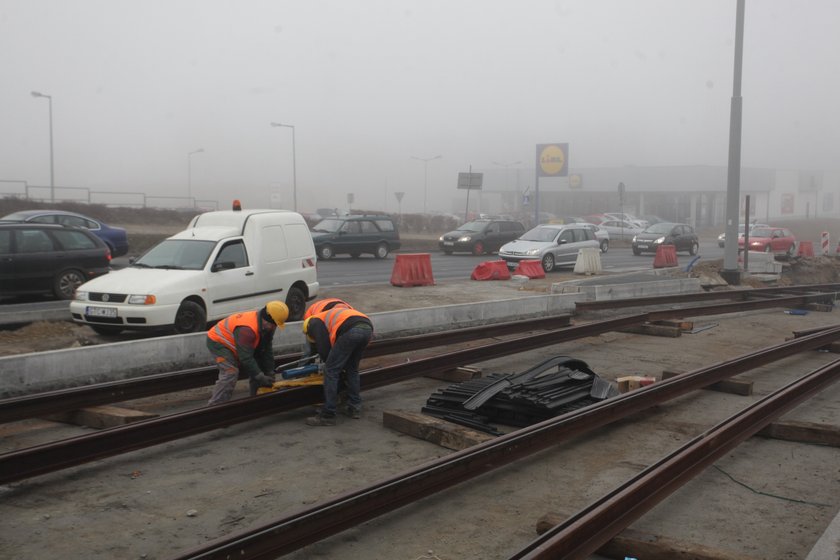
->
xmin=644 ymin=223 xmax=674 ymax=234
xmin=750 ymin=228 xmax=774 ymax=238
xmin=311 ymin=219 xmax=343 ymax=233
xmin=135 ymin=239 xmax=215 ymax=270
xmin=519 ymin=226 xmax=559 ymax=242
xmin=456 ymin=221 xmax=488 ymax=232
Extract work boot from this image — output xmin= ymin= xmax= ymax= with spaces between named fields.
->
xmin=341 ymin=405 xmax=361 ymax=419
xmin=305 ymin=414 xmax=336 ymax=426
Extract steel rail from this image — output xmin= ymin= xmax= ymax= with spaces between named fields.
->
xmin=169 ymin=326 xmax=840 ymax=560
xmin=0 ymin=315 xmax=643 ymax=485
xmin=512 ymin=357 xmax=840 ymax=559
xmin=574 ymin=282 xmax=840 ymax=311
xmin=0 ymin=315 xmax=572 ymax=423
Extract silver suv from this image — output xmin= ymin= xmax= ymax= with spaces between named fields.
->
xmin=499 ymin=224 xmax=599 ymax=272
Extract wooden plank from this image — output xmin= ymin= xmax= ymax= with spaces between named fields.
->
xmin=652 ymin=319 xmax=694 ymax=331
xmin=382 ymin=410 xmax=494 ymax=450
xmin=618 ymin=323 xmax=682 ymax=338
xmin=536 ymin=512 xmax=760 ymax=560
xmin=44 ymin=405 xmax=159 ymax=429
xmin=424 ymin=365 xmax=482 ymax=382
xmin=804 ymin=303 xmax=834 ymax=313
xmin=662 ymin=369 xmax=752 ymax=396
xmin=757 ymin=419 xmax=840 ymax=447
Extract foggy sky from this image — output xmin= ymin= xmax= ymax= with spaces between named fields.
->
xmin=2 ymin=0 xmax=839 ymax=214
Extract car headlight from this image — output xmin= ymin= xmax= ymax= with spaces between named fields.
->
xmin=718 ymin=234 xmax=725 ymax=241
xmin=438 ymin=235 xmax=444 ymax=242
xmin=632 ymin=235 xmax=637 ymax=242
xmin=655 ymin=236 xmax=665 ymax=243
xmin=526 ymin=248 xmax=541 ymax=256
xmin=458 ymin=235 xmax=472 ymax=242
xmin=128 ymin=294 xmax=157 ymax=305
xmin=75 ymin=291 xmax=89 ymax=301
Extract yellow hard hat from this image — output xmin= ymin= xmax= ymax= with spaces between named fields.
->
xmin=302 ymin=317 xmax=315 ymax=342
xmin=264 ymin=301 xmax=289 ymax=328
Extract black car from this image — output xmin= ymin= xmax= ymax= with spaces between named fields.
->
xmin=0 ymin=223 xmax=111 ymax=300
xmin=310 ymin=214 xmax=401 ymax=259
xmin=631 ymin=222 xmax=699 ymax=255
xmin=439 ymin=219 xmax=525 ymax=255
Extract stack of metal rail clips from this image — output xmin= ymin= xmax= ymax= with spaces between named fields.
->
xmin=422 ymin=356 xmax=618 ymax=435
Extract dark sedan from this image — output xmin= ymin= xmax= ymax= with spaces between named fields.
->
xmin=1 ymin=209 xmax=129 ymax=257
xmin=0 ymin=223 xmax=111 ymax=300
xmin=631 ymin=222 xmax=699 ymax=255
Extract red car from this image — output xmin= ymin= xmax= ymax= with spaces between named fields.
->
xmin=738 ymin=226 xmax=797 ymax=256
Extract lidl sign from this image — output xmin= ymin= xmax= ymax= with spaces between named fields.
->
xmin=536 ymin=143 xmax=569 ymax=177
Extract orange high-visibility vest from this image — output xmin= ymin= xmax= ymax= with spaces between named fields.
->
xmin=303 ymin=298 xmax=351 ymax=320
xmin=318 ymin=307 xmax=370 ymax=346
xmin=207 ymin=311 xmax=261 ymax=356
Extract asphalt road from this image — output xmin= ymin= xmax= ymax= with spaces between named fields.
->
xmin=0 ymin=241 xmax=726 ymax=313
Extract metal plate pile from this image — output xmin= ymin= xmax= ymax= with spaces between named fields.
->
xmin=422 ymin=356 xmax=618 ymax=435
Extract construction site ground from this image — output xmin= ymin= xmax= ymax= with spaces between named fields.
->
xmin=2 ymin=258 xmax=840 ymax=558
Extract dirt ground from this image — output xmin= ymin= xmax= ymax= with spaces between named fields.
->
xmin=2 ymin=259 xmax=840 ymax=559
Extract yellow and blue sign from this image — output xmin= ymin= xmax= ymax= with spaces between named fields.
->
xmin=536 ymin=143 xmax=569 ymax=177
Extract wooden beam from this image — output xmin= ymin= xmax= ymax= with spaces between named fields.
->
xmin=45 ymin=405 xmax=159 ymax=429
xmin=382 ymin=410 xmax=494 ymax=450
xmin=536 ymin=512 xmax=760 ymax=560
xmin=662 ymin=369 xmax=752 ymax=396
xmin=757 ymin=419 xmax=840 ymax=447
xmin=424 ymin=365 xmax=482 ymax=383
xmin=619 ymin=323 xmax=682 ymax=338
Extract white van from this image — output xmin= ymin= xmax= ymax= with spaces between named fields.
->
xmin=70 ymin=209 xmax=319 ymax=334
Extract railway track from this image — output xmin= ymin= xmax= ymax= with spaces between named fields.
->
xmin=3 ymin=285 xmax=840 ymax=558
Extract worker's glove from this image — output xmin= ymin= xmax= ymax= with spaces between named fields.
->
xmin=254 ymin=373 xmax=275 ymax=387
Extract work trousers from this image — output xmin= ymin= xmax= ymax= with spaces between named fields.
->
xmin=321 ymin=325 xmax=372 ymax=416
xmin=208 ymin=345 xmax=239 ymax=405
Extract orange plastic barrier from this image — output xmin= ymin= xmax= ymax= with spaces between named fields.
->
xmin=390 ymin=253 xmax=435 ymax=287
xmin=470 ymin=260 xmax=511 ymax=281
xmin=653 ymin=244 xmax=678 ymax=268
xmin=512 ymin=259 xmax=545 ymax=279
xmin=797 ymin=241 xmax=814 ymax=257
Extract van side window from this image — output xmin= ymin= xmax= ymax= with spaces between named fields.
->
xmin=16 ymin=229 xmax=55 ymax=253
xmin=486 ymin=223 xmax=499 ymax=233
xmin=360 ymin=221 xmax=378 ymax=233
xmin=342 ymin=221 xmax=361 ymax=234
xmin=0 ymin=230 xmax=10 ymax=253
xmin=214 ymin=240 xmax=248 ymax=269
xmin=558 ymin=230 xmax=574 ymax=243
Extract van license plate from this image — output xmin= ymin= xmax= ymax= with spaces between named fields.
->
xmin=86 ymin=306 xmax=118 ymax=318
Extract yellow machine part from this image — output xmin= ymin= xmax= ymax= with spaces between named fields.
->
xmin=256 ymin=374 xmax=324 ymax=394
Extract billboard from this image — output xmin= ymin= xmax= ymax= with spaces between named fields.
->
xmin=536 ymin=143 xmax=569 ymax=177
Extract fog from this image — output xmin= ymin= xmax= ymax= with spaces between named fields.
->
xmin=1 ymin=0 xmax=839 ymax=214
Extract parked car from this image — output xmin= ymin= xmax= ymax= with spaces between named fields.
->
xmin=640 ymin=214 xmax=667 ymax=226
xmin=632 ymin=222 xmax=699 ymax=255
xmin=498 ymin=223 xmax=599 ymax=273
xmin=603 ymin=212 xmax=649 ymax=229
xmin=439 ymin=218 xmax=525 ymax=255
xmin=738 ymin=226 xmax=797 ymax=256
xmin=70 ymin=208 xmax=318 ymax=334
xmin=717 ymin=222 xmax=769 ymax=247
xmin=597 ymin=219 xmax=645 ymax=240
xmin=576 ymin=222 xmax=610 ymax=253
xmin=1 ymin=209 xmax=129 ymax=257
xmin=310 ymin=214 xmax=400 ymax=259
xmin=0 ymin=222 xmax=111 ymax=300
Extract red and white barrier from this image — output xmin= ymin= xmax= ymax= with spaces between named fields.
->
xmin=822 ymin=231 xmax=830 ymax=255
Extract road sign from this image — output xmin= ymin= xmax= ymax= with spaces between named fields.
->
xmin=457 ymin=172 xmax=483 ymax=190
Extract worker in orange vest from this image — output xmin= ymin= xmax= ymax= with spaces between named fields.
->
xmin=303 ymin=297 xmax=352 ymax=320
xmin=206 ymin=301 xmax=289 ymax=405
xmin=302 ymin=306 xmax=373 ymax=425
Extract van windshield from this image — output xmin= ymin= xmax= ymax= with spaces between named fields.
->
xmin=135 ymin=239 xmax=215 ymax=270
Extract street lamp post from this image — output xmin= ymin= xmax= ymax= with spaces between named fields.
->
xmin=411 ymin=155 xmax=442 ymax=214
xmin=30 ymin=91 xmax=54 ymax=203
xmin=270 ymin=122 xmax=297 ymax=212
xmin=187 ymin=149 xmax=204 ymax=206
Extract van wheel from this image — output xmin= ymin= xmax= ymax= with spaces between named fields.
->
xmin=689 ymin=241 xmax=699 ymax=256
xmin=285 ymin=287 xmax=306 ymax=321
xmin=375 ymin=243 xmax=389 ymax=259
xmin=54 ymin=269 xmax=85 ymax=300
xmin=541 ymin=253 xmax=555 ymax=273
xmin=600 ymin=239 xmax=609 ymax=253
xmin=173 ymin=301 xmax=207 ymax=334
xmin=318 ymin=245 xmax=334 ymax=260
xmin=90 ymin=325 xmax=123 ymax=336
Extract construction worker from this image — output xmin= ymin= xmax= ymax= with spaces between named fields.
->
xmin=206 ymin=301 xmax=289 ymax=405
xmin=303 ymin=306 xmax=373 ymax=426
xmin=303 ymin=297 xmax=352 ymax=320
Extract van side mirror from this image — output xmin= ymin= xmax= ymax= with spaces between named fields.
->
xmin=212 ymin=261 xmax=236 ymax=272
xmin=558 ymin=239 xmax=568 ymax=245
